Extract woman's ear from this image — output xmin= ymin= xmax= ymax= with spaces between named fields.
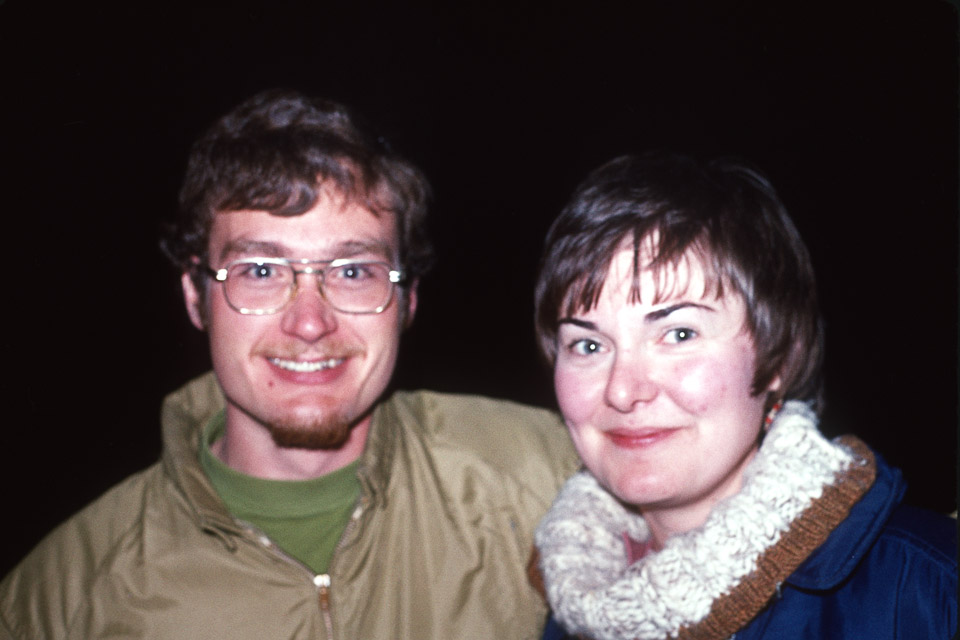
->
xmin=767 ymin=374 xmax=782 ymax=393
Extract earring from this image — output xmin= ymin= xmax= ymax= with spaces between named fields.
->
xmin=764 ymin=400 xmax=783 ymax=429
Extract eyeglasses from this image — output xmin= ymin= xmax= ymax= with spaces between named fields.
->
xmin=205 ymin=257 xmax=405 ymax=315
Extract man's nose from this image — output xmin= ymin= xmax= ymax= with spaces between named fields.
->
xmin=604 ymin=349 xmax=659 ymax=413
xmin=279 ymin=276 xmax=338 ymax=341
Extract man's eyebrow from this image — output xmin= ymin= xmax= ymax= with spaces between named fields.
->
xmin=333 ymin=240 xmax=393 ymax=258
xmin=219 ymin=239 xmax=287 ymax=262
xmin=644 ymin=302 xmax=715 ymax=323
xmin=218 ymin=239 xmax=393 ymax=263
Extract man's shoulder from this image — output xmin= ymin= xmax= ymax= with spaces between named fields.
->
xmin=382 ymin=389 xmax=579 ymax=478
xmin=11 ymin=464 xmax=161 ymax=564
xmin=0 ymin=465 xmax=165 ymax=637
xmin=386 ymin=389 xmax=569 ymax=443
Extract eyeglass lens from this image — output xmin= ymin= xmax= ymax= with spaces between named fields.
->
xmin=223 ymin=261 xmax=395 ymax=314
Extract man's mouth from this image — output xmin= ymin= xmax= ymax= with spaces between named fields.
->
xmin=268 ymin=357 xmax=345 ymax=373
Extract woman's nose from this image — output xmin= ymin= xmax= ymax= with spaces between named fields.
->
xmin=604 ymin=350 xmax=659 ymax=412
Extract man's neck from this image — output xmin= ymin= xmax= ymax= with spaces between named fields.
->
xmin=212 ymin=410 xmax=370 ymax=480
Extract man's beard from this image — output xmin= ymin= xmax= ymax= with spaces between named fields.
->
xmin=249 ymin=340 xmax=367 ymax=450
xmin=267 ymin=413 xmax=353 ymax=449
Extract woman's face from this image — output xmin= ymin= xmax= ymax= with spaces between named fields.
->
xmin=554 ymin=244 xmax=778 ymax=537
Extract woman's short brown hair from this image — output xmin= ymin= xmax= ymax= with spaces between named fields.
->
xmin=534 ymin=152 xmax=823 ymax=411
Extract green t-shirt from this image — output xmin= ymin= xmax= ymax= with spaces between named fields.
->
xmin=199 ymin=412 xmax=360 ymax=575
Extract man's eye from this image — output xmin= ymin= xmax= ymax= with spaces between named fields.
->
xmin=339 ymin=264 xmax=371 ymax=280
xmin=242 ymin=263 xmax=279 ymax=279
xmin=233 ymin=262 xmax=288 ymax=285
xmin=664 ymin=327 xmax=697 ymax=344
xmin=331 ymin=263 xmax=383 ymax=284
xmin=569 ymin=339 xmax=602 ymax=356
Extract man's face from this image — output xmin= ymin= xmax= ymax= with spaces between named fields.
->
xmin=552 ymin=241 xmax=777 ymax=536
xmin=182 ymin=190 xmax=415 ymax=449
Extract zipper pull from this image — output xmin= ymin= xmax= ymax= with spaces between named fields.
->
xmin=314 ymin=574 xmax=335 ymax=638
xmin=314 ymin=574 xmax=331 ymax=609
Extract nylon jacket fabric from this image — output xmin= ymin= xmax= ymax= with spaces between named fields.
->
xmin=1 ymin=373 xmax=579 ymax=640
xmin=544 ymin=452 xmax=957 ymax=639
xmin=737 ymin=453 xmax=957 ymax=639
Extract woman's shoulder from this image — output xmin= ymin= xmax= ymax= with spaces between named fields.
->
xmin=762 ymin=481 xmax=957 ymax=639
xmin=883 ymin=502 xmax=957 ymax=569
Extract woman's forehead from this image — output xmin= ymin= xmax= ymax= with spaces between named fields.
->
xmin=601 ymin=243 xmax=724 ymax=307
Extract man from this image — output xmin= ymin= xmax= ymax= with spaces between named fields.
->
xmin=0 ymin=90 xmax=578 ymax=639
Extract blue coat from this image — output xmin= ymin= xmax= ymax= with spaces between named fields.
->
xmin=543 ymin=453 xmax=957 ymax=639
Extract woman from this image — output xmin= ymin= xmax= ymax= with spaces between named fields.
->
xmin=532 ymin=153 xmax=956 ymax=639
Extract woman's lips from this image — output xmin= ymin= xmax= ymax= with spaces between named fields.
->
xmin=604 ymin=427 xmax=678 ymax=448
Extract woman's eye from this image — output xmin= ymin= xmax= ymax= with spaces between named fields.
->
xmin=569 ymin=339 xmax=602 ymax=356
xmin=664 ymin=327 xmax=697 ymax=344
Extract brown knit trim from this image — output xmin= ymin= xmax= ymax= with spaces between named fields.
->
xmin=676 ymin=436 xmax=877 ymax=640
xmin=527 ymin=546 xmax=548 ymax=600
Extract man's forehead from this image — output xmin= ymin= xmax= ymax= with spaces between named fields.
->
xmin=208 ymin=200 xmax=398 ymax=262
xmin=216 ymin=236 xmax=394 ymax=261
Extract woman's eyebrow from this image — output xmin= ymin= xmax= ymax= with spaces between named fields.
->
xmin=557 ymin=318 xmax=597 ymax=330
xmin=645 ymin=302 xmax=715 ymax=323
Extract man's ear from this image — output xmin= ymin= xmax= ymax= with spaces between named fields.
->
xmin=181 ymin=270 xmax=207 ymax=331
xmin=403 ymin=278 xmax=419 ymax=329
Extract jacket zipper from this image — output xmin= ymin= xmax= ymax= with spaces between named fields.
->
xmin=241 ymin=505 xmax=359 ymax=640
xmin=315 ymin=501 xmax=365 ymax=639
xmin=233 ymin=491 xmax=367 ymax=639
xmin=244 ymin=533 xmax=338 ymax=639
xmin=314 ymin=573 xmax=334 ymax=639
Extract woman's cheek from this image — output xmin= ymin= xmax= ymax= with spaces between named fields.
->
xmin=671 ymin=356 xmax=730 ymax=415
xmin=554 ymin=364 xmax=603 ymax=427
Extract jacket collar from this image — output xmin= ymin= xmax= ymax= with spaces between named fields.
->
xmin=159 ymin=373 xmax=402 ymax=534
xmin=354 ymin=392 xmax=400 ymax=506
xmin=160 ymin=372 xmax=239 ymax=537
xmin=787 ymin=451 xmax=904 ymax=590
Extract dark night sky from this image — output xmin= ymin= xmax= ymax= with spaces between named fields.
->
xmin=1 ymin=1 xmax=956 ymax=574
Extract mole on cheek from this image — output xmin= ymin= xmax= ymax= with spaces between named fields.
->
xmin=696 ymin=388 xmax=723 ymax=414
xmin=675 ymin=363 xmax=721 ymax=413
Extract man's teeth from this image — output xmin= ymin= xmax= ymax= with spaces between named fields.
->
xmin=269 ymin=358 xmax=343 ymax=372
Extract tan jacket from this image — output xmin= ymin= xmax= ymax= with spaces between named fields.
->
xmin=1 ymin=373 xmax=579 ymax=639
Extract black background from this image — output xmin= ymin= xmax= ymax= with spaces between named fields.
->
xmin=1 ymin=1 xmax=956 ymax=575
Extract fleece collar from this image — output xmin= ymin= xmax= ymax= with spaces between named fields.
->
xmin=786 ymin=450 xmax=902 ymax=591
xmin=535 ymin=401 xmax=876 ymax=640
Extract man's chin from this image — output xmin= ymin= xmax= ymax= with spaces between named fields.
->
xmin=268 ymin=418 xmax=352 ymax=450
